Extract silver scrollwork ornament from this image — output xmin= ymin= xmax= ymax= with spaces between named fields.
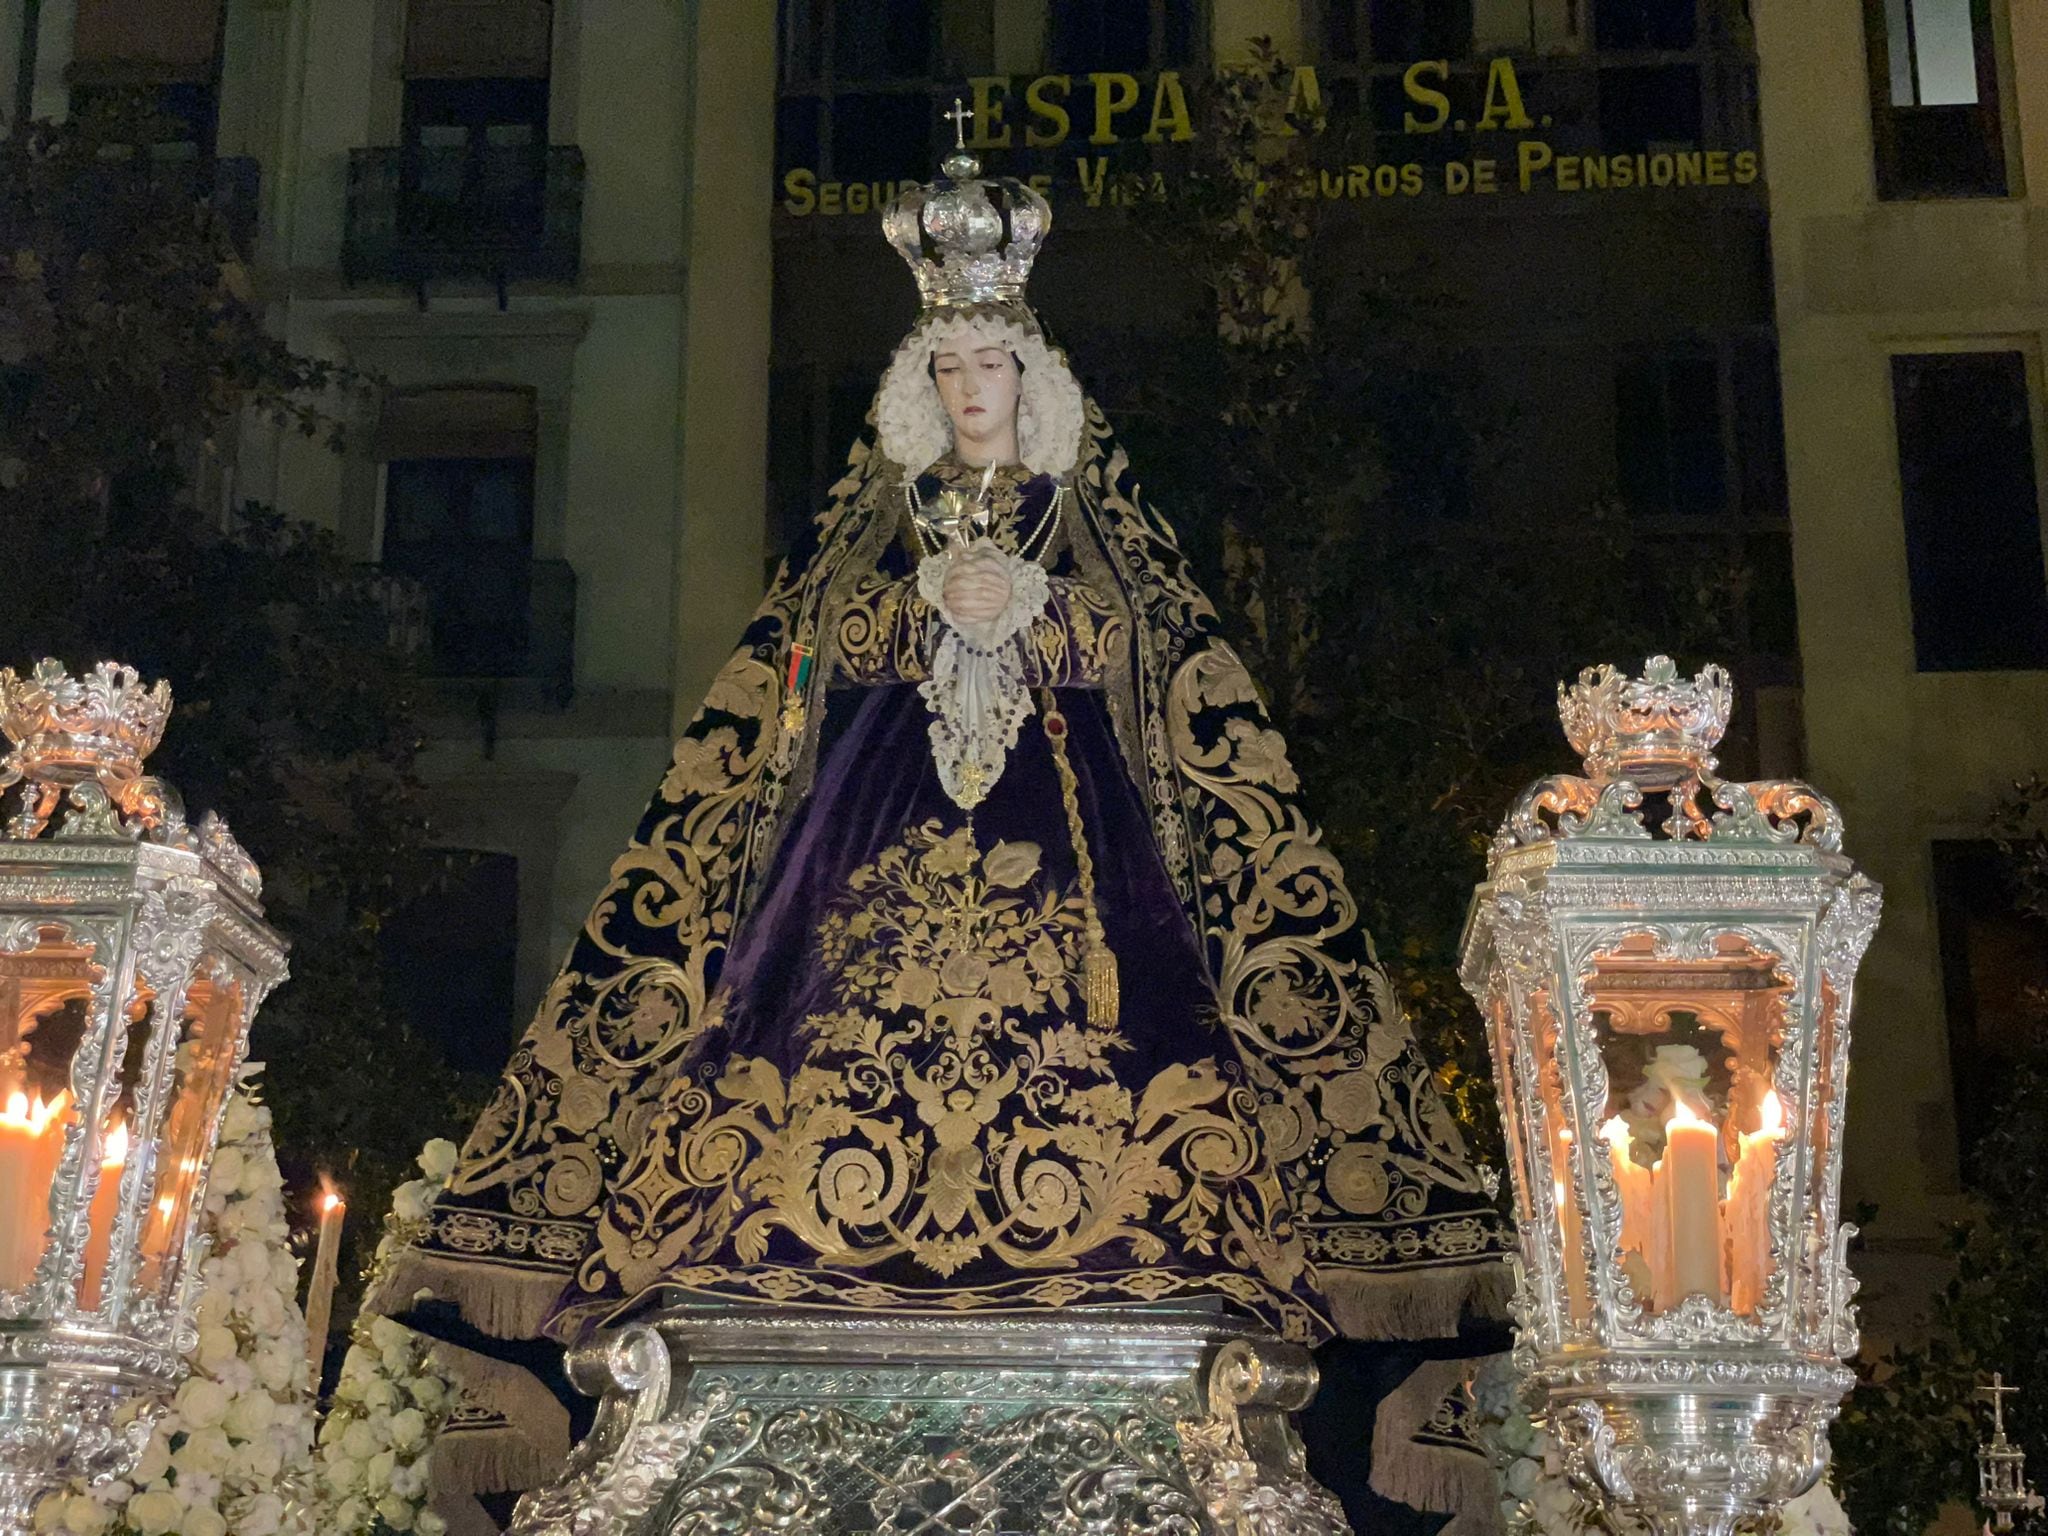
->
xmin=502 ymin=1306 xmax=1351 ymax=1536
xmin=1461 ymin=658 xmax=1876 ymax=1536
xmin=0 ymin=661 xmax=286 ymax=1533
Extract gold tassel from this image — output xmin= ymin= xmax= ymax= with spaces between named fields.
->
xmin=1041 ymin=691 xmax=1119 ymax=1029
xmin=1084 ymin=920 xmax=1120 ymax=1029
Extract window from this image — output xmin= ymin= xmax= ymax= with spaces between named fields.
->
xmin=1598 ymin=64 xmax=1704 ymax=152
xmin=1864 ymin=0 xmax=2007 ymax=197
xmin=1049 ymin=0 xmax=1197 ymax=72
xmin=776 ymin=0 xmax=938 ymax=182
xmin=379 ymin=388 xmax=540 ymax=678
xmin=1615 ymin=353 xmax=1726 ymax=516
xmin=401 ymin=1 xmax=552 ymax=237
xmin=1594 ymin=0 xmax=1697 ymax=50
xmin=1932 ymin=840 xmax=2048 ymax=1165
xmin=1893 ymin=351 xmax=2048 ymax=671
xmin=1369 ymin=0 xmax=1474 ymax=57
xmin=379 ymin=852 xmax=520 ymax=1075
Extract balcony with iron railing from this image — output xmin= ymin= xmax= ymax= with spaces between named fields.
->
xmin=342 ymin=145 xmax=585 ymax=294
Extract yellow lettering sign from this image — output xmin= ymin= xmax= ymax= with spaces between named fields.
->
xmin=1145 ymin=70 xmax=1195 ymax=144
xmin=1027 ymin=75 xmax=1072 ymax=147
xmin=1088 ymin=73 xmax=1141 ymax=146
xmin=1403 ymin=60 xmax=1451 ymax=133
xmin=967 ymin=76 xmax=1013 ymax=148
xmin=1477 ymin=58 xmax=1534 ymax=132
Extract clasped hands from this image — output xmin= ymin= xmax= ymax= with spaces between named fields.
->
xmin=938 ymin=539 xmax=1016 ymax=629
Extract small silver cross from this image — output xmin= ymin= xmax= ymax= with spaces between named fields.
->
xmin=943 ymin=96 xmax=973 ymax=150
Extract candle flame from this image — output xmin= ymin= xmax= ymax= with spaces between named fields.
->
xmin=102 ymin=1122 xmax=128 ymax=1167
xmin=1758 ymin=1090 xmax=1785 ymax=1136
xmin=1598 ymin=1116 xmax=1631 ymax=1151
xmin=321 ymin=1191 xmax=343 ymax=1215
xmin=1666 ymin=1094 xmax=1714 ymax=1132
xmin=1 ymin=1089 xmax=69 ymax=1134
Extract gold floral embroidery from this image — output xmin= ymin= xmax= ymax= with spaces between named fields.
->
xmin=579 ymin=819 xmax=1311 ymax=1309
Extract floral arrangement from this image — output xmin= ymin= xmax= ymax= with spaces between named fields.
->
xmin=311 ymin=1138 xmax=461 ymax=1536
xmin=33 ymin=1072 xmax=319 ymax=1536
xmin=1469 ymin=1355 xmax=1856 ymax=1536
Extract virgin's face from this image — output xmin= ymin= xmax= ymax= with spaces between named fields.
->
xmin=931 ymin=325 xmax=1022 ymax=465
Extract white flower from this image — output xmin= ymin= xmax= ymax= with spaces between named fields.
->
xmin=59 ymin=1495 xmax=109 ymax=1536
xmin=415 ymin=1513 xmax=448 ymax=1536
xmin=195 ymin=1325 xmax=238 ymax=1371
xmin=254 ymin=1340 xmax=297 ymax=1393
xmin=368 ymin=1315 xmax=411 ymax=1354
xmin=174 ymin=1377 xmax=229 ymax=1430
xmin=223 ymin=1388 xmax=276 ymax=1440
xmin=387 ymin=1407 xmax=428 ymax=1452
xmin=392 ymin=1184 xmax=431 ymax=1224
xmin=173 ymin=1427 xmax=231 ymax=1477
xmin=376 ymin=1494 xmax=417 ymax=1531
xmin=417 ymin=1139 xmax=459 ymax=1180
xmin=207 ymin=1147 xmax=246 ymax=1196
xmin=409 ymin=1375 xmax=446 ymax=1412
xmin=127 ymin=1490 xmax=184 ymax=1536
xmin=340 ymin=1419 xmax=381 ymax=1462
xmin=238 ymin=1492 xmax=285 ymax=1536
xmin=323 ymin=1450 xmax=363 ymax=1494
xmin=178 ymin=1505 xmax=226 ymax=1536
xmin=360 ymin=1378 xmax=397 ymax=1413
xmin=365 ymin=1448 xmax=397 ymax=1495
xmin=131 ymin=1434 xmax=172 ymax=1486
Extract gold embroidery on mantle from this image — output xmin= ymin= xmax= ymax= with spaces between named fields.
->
xmin=574 ymin=819 xmax=1314 ymax=1325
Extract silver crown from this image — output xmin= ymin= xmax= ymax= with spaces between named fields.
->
xmin=1558 ymin=656 xmax=1733 ymax=791
xmin=882 ymin=99 xmax=1050 ymax=310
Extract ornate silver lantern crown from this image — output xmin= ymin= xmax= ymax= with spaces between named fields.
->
xmin=1 ymin=660 xmax=171 ymax=812
xmin=1511 ymin=656 xmax=1839 ymax=851
xmin=1560 ymin=655 xmax=1731 ymax=791
xmin=882 ymin=100 xmax=1050 ymax=310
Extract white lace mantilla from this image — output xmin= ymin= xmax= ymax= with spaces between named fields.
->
xmin=917 ymin=545 xmax=1050 ymax=809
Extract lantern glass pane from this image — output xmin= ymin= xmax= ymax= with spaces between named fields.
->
xmin=135 ymin=975 xmax=243 ymax=1296
xmin=0 ymin=927 xmax=99 ymax=1294
xmin=1583 ymin=932 xmax=1792 ymax=1317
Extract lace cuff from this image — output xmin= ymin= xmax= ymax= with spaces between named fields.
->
xmin=915 ymin=547 xmax=1052 ymax=809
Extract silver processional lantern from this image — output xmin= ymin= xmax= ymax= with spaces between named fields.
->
xmin=1460 ymin=657 xmax=1879 ymax=1536
xmin=0 ymin=660 xmax=286 ymax=1533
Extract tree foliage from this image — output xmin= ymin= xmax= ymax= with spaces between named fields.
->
xmin=1112 ymin=45 xmax=1747 ymax=1168
xmin=1831 ymin=779 xmax=2048 ymax=1536
xmin=0 ymin=106 xmax=478 ymax=1335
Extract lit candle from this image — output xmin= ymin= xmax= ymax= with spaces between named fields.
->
xmin=1725 ymin=1090 xmax=1786 ymax=1314
xmin=0 ymin=1090 xmax=69 ymax=1291
xmin=1555 ymin=1129 xmax=1589 ymax=1320
xmin=1600 ymin=1116 xmax=1659 ymax=1305
xmin=1663 ymin=1095 xmax=1725 ymax=1305
xmin=303 ymin=1188 xmax=345 ymax=1373
xmin=80 ymin=1121 xmax=129 ymax=1308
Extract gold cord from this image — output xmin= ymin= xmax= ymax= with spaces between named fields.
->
xmin=1039 ymin=689 xmax=1118 ymax=1028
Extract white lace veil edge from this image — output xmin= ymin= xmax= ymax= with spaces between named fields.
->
xmin=873 ymin=306 xmax=1087 ymax=479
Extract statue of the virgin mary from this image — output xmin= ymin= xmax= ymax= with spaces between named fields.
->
xmin=384 ymin=129 xmax=1509 ymax=1522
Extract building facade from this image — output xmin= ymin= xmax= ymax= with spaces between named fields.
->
xmin=0 ymin=0 xmax=772 ymax=1070
xmin=1755 ymin=0 xmax=2048 ymax=1287
xmin=6 ymin=0 xmax=2034 ymax=1328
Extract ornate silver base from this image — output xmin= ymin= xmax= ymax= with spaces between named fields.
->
xmin=506 ymin=1300 xmax=1352 ymax=1536
xmin=1544 ymin=1355 xmax=1853 ymax=1536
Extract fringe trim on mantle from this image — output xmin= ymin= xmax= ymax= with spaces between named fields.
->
xmin=370 ymin=1247 xmax=568 ymax=1344
xmin=1370 ymin=1355 xmax=1509 ymax=1536
xmin=1318 ymin=1257 xmax=1512 ymax=1341
xmin=424 ymin=1340 xmax=572 ymax=1498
